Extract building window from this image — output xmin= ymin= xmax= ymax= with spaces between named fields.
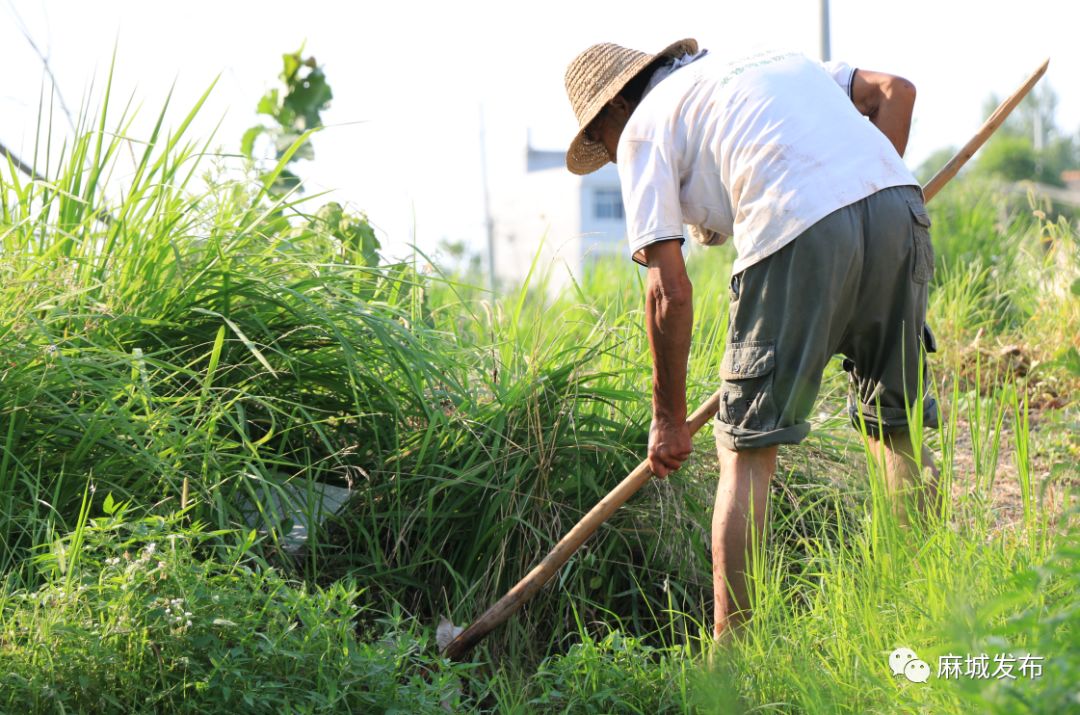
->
xmin=593 ymin=188 xmax=624 ymax=220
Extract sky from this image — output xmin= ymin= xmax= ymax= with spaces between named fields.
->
xmin=2 ymin=0 xmax=1077 ymax=259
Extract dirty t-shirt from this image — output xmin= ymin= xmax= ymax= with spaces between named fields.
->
xmin=617 ymin=50 xmax=918 ymax=272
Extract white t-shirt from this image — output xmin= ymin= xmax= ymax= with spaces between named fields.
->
xmin=617 ymin=50 xmax=918 ymax=272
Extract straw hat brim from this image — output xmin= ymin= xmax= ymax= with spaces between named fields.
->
xmin=566 ymin=38 xmax=698 ymax=175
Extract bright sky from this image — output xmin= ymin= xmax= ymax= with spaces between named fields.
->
xmin=2 ymin=0 xmax=1077 ymax=258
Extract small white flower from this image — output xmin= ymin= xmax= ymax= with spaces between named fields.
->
xmin=185 ymin=620 xmax=192 ymax=627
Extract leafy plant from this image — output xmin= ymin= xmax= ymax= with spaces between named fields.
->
xmin=241 ymin=47 xmax=333 ymax=195
xmin=0 ymin=498 xmax=473 ymax=713
xmin=524 ymin=628 xmax=694 ymax=714
xmin=939 ymin=514 xmax=1080 ymax=714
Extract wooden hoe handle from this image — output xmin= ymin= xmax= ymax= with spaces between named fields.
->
xmin=923 ymin=58 xmax=1048 ymax=202
xmin=442 ymin=57 xmax=1049 ymax=662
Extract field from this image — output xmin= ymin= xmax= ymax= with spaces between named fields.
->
xmin=0 ymin=73 xmax=1077 ymax=714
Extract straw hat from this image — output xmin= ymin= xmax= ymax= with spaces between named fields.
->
xmin=564 ymin=38 xmax=698 ymax=175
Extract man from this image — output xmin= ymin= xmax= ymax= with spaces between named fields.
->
xmin=563 ymin=40 xmax=940 ymax=639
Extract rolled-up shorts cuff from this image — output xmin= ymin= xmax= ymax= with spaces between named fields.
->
xmin=714 ymin=420 xmax=811 ymax=451
xmin=848 ymin=397 xmax=940 ymax=438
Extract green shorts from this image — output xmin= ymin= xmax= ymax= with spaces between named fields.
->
xmin=714 ymin=185 xmax=939 ymax=451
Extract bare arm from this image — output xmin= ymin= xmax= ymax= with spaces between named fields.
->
xmin=850 ymin=69 xmax=916 ymax=157
xmin=643 ymin=239 xmax=693 ymax=477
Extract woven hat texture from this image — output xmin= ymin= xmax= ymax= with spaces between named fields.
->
xmin=564 ymin=38 xmax=697 ymax=175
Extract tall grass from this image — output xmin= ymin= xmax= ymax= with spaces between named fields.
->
xmin=0 ymin=67 xmax=732 ymax=665
xmin=0 ymin=67 xmax=461 ymax=578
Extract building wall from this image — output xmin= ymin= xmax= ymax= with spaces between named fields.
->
xmin=491 ymin=157 xmax=582 ymax=292
xmin=491 ymin=144 xmax=628 ymax=293
xmin=578 ymin=164 xmax=627 ymax=270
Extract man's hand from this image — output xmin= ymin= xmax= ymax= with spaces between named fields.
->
xmin=648 ymin=417 xmax=692 ymax=478
xmin=643 ymin=239 xmax=694 ymax=478
xmin=850 ymin=69 xmax=916 ymax=156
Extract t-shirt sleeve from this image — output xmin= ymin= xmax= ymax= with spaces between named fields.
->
xmin=821 ymin=60 xmax=855 ymax=100
xmin=617 ymin=138 xmax=685 ymax=265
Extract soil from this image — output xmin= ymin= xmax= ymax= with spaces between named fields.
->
xmin=948 ymin=408 xmax=1077 ymax=533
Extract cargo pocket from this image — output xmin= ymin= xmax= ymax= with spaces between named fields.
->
xmin=719 ymin=341 xmax=776 ymax=432
xmin=908 ymin=198 xmax=934 ymax=284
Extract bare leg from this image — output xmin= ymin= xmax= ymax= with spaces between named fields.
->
xmin=712 ymin=444 xmax=777 ymax=640
xmin=868 ymin=430 xmax=940 ymax=526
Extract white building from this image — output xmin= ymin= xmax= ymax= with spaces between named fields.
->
xmin=490 ymin=138 xmax=629 ymax=293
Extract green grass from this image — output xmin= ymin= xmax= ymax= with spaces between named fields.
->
xmin=0 ymin=63 xmax=725 ymax=669
xmin=0 ymin=498 xmax=476 ymax=713
xmin=0 ymin=63 xmax=1077 ymax=713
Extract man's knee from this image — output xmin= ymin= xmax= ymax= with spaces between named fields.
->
xmin=716 ymin=444 xmax=779 ymax=497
